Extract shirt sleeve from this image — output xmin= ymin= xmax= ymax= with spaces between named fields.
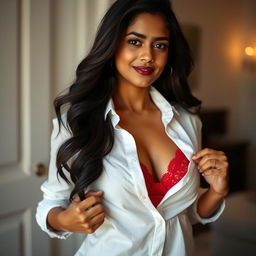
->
xmin=187 ymin=188 xmax=225 ymax=225
xmin=36 ymin=116 xmax=74 ymax=239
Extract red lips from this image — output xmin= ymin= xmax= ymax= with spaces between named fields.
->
xmin=133 ymin=66 xmax=154 ymax=76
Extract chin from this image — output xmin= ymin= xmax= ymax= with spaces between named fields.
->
xmin=132 ymin=78 xmax=155 ymax=88
xmin=133 ymin=83 xmax=152 ymax=88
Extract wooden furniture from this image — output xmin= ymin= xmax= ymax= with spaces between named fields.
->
xmin=199 ymin=109 xmax=249 ymax=193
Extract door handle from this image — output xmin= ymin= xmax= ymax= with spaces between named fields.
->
xmin=34 ymin=163 xmax=48 ymax=176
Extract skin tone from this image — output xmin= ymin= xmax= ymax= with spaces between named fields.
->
xmin=47 ymin=191 xmax=105 ymax=234
xmin=193 ymin=148 xmax=229 ymax=217
xmin=47 ymin=12 xmax=229 ymax=234
xmin=113 ymin=13 xmax=177 ymax=181
xmin=114 ymin=13 xmax=169 ymax=112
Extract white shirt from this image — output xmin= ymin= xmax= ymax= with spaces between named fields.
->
xmin=36 ymin=86 xmax=224 ymax=256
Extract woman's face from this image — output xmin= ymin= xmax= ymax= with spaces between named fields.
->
xmin=115 ymin=12 xmax=170 ymax=89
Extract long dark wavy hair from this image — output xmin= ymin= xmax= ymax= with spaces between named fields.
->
xmin=54 ymin=0 xmax=201 ymax=201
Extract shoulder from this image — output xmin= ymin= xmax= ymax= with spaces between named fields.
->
xmin=174 ymin=105 xmax=202 ymax=130
xmin=174 ymin=105 xmax=202 ymax=150
xmin=51 ymin=112 xmax=72 ymax=141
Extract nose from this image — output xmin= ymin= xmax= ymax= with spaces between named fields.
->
xmin=140 ymin=45 xmax=154 ymax=63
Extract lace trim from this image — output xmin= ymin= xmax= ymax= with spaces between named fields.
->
xmin=161 ymin=149 xmax=189 ymax=189
xmin=140 ymin=148 xmax=189 ymax=207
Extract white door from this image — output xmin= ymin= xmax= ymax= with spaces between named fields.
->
xmin=0 ymin=1 xmax=114 ymax=255
xmin=0 ymin=0 xmax=51 ymax=255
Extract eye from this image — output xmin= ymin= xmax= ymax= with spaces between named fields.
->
xmin=127 ymin=39 xmax=141 ymax=46
xmin=153 ymin=43 xmax=169 ymax=50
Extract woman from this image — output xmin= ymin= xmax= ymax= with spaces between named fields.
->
xmin=36 ymin=0 xmax=229 ymax=255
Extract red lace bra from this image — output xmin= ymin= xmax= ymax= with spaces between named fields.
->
xmin=140 ymin=148 xmax=189 ymax=207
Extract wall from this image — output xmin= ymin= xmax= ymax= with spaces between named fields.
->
xmin=172 ymin=0 xmax=256 ymax=189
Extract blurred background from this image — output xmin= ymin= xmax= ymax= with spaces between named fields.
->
xmin=0 ymin=0 xmax=255 ymax=255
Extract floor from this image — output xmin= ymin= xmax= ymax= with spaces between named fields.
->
xmin=193 ymin=224 xmax=212 ymax=256
xmin=194 ymin=229 xmax=212 ymax=256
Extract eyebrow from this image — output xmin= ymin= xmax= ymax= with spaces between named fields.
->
xmin=126 ymin=31 xmax=169 ymax=41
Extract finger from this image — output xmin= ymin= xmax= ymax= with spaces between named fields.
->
xmin=72 ymin=191 xmax=103 ymax=204
xmin=85 ymin=190 xmax=104 ymax=198
xmin=201 ymin=159 xmax=229 ymax=173
xmin=89 ymin=215 xmax=105 ymax=233
xmin=198 ymin=159 xmax=216 ymax=172
xmin=197 ymin=154 xmax=227 ymax=168
xmin=81 ymin=211 xmax=105 ymax=234
xmin=83 ymin=211 xmax=105 ymax=230
xmin=85 ymin=203 xmax=105 ymax=218
xmin=77 ymin=195 xmax=102 ymax=212
xmin=198 ymin=158 xmax=225 ymax=172
xmin=192 ymin=148 xmax=225 ymax=160
xmin=72 ymin=196 xmax=81 ymax=203
xmin=85 ymin=218 xmax=105 ymax=234
xmin=202 ymin=168 xmax=227 ymax=177
xmin=76 ymin=203 xmax=104 ymax=225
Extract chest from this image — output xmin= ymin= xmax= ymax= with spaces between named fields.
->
xmin=117 ymin=110 xmax=178 ymax=181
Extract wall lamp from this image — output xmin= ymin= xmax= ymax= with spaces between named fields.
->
xmin=243 ymin=46 xmax=256 ymax=72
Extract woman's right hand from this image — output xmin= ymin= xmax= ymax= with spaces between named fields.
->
xmin=48 ymin=190 xmax=105 ymax=234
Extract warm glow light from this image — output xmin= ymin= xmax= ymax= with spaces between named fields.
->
xmin=245 ymin=47 xmax=255 ymax=56
xmin=243 ymin=46 xmax=256 ymax=72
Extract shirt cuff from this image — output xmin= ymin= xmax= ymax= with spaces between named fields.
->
xmin=188 ymin=188 xmax=226 ymax=225
xmin=36 ymin=199 xmax=72 ymax=239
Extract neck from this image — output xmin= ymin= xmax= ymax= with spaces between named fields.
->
xmin=113 ymin=85 xmax=154 ymax=113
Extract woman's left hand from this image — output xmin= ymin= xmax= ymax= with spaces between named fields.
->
xmin=192 ymin=148 xmax=229 ymax=197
